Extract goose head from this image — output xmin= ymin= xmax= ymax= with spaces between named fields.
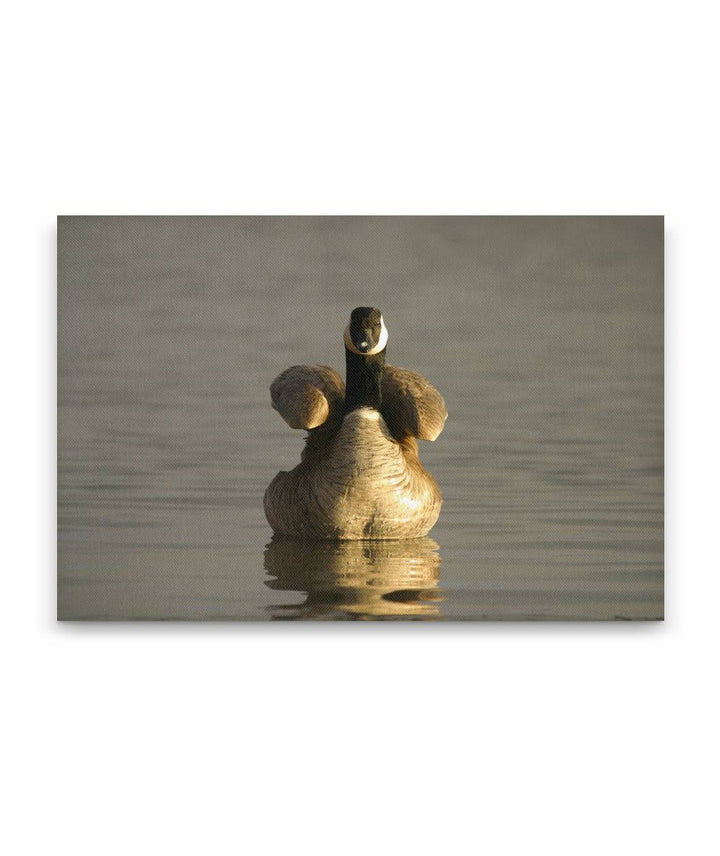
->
xmin=343 ymin=306 xmax=388 ymax=356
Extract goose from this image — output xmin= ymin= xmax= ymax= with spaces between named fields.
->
xmin=264 ymin=307 xmax=448 ymax=540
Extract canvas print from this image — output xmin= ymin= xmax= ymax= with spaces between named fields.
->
xmin=57 ymin=216 xmax=663 ymax=620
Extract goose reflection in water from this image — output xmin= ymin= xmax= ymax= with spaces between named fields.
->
xmin=263 ymin=536 xmax=443 ymax=620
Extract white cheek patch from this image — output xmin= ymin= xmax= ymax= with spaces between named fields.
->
xmin=368 ymin=317 xmax=388 ymax=354
xmin=343 ymin=316 xmax=388 ymax=355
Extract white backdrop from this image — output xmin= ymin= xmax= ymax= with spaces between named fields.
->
xmin=3 ymin=1 xmax=717 ymax=854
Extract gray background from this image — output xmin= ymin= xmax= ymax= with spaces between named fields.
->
xmin=58 ymin=216 xmax=663 ymax=619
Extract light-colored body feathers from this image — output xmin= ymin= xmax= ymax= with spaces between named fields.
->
xmin=265 ymin=363 xmax=447 ymax=540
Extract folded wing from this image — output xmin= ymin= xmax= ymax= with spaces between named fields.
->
xmin=381 ymin=365 xmax=448 ymax=441
xmin=270 ymin=365 xmax=346 ymax=430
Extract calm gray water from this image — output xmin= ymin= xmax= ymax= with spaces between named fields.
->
xmin=57 ymin=216 xmax=663 ymax=620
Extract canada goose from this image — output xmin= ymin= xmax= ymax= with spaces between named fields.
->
xmin=264 ymin=307 xmax=448 ymax=539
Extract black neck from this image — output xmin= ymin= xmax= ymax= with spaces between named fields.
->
xmin=344 ymin=348 xmax=385 ymax=412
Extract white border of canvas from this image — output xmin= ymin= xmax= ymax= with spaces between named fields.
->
xmin=3 ymin=2 xmax=716 ymax=854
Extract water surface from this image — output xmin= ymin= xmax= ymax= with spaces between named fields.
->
xmin=58 ymin=216 xmax=663 ymax=620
